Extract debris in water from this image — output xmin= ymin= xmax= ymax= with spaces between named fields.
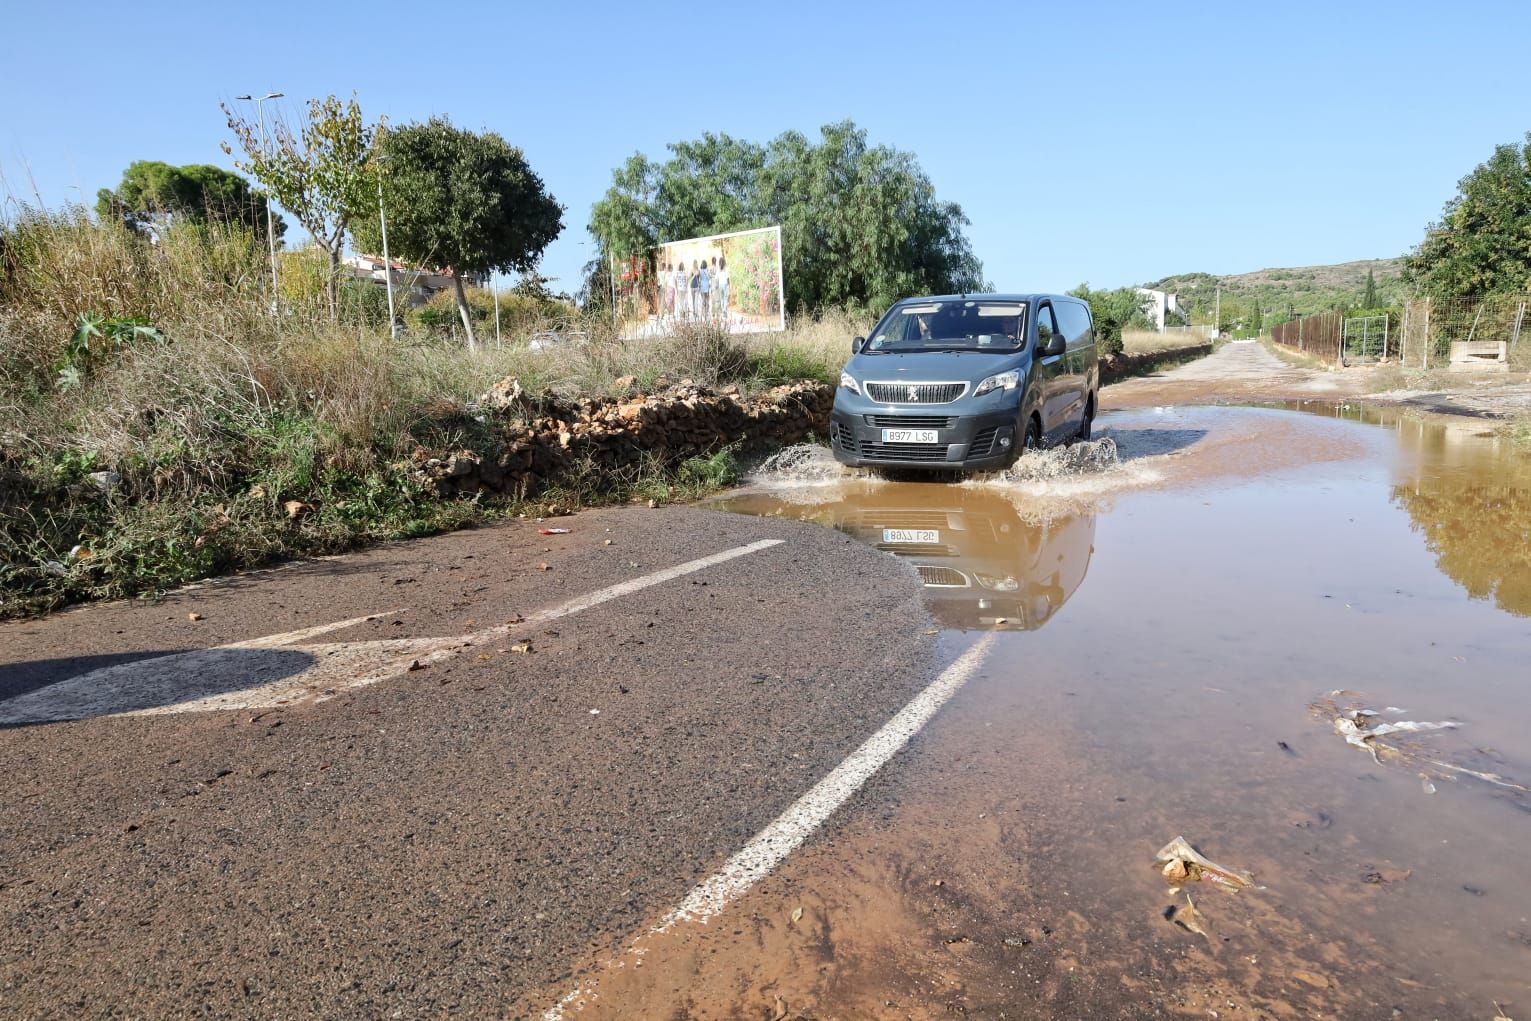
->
xmin=1154 ymin=836 xmax=1253 ymax=892
xmin=1174 ymin=891 xmax=1209 ymax=938
xmin=1332 ymin=710 xmax=1458 ymax=764
xmin=1311 ymin=695 xmax=1531 ymax=793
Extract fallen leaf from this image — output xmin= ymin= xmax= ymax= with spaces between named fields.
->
xmin=187 ymin=612 xmax=203 ymax=622
xmin=1291 ymin=969 xmax=1330 ymax=989
xmin=510 ymin=643 xmax=532 ymax=654
xmin=790 ymin=905 xmax=803 ymax=924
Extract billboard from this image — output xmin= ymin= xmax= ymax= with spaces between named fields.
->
xmin=615 ymin=225 xmax=784 ymax=337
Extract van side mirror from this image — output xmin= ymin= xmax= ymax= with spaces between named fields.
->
xmin=851 ymin=336 xmax=866 ymax=353
xmin=1042 ymin=334 xmax=1066 ymax=357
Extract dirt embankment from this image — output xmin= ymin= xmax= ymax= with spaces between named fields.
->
xmin=414 ymin=378 xmax=833 ymax=497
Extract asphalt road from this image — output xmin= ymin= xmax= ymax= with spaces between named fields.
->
xmin=0 ymin=506 xmax=939 ymax=1019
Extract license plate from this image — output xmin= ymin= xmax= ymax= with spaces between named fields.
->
xmin=881 ymin=428 xmax=939 ymax=443
xmin=883 ymin=528 xmax=939 ymax=544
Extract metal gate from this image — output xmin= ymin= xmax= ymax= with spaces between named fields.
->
xmin=1341 ymin=314 xmax=1389 ymax=365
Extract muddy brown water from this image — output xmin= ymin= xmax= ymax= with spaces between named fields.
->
xmin=541 ymin=404 xmax=1531 ymax=1020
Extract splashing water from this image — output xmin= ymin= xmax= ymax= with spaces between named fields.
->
xmin=750 ymin=444 xmax=865 ymax=485
xmin=983 ymin=437 xmax=1121 ymax=482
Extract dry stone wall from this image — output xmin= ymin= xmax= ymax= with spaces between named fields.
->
xmin=410 ymin=378 xmax=834 ymax=498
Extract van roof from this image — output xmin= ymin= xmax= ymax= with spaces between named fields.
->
xmin=892 ymin=293 xmax=1076 ymax=304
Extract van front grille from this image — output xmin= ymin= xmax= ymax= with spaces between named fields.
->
xmin=865 ymin=415 xmax=958 ymax=428
xmin=916 ymin=564 xmax=970 ymax=587
xmin=865 ymin=382 xmax=967 ymax=405
xmin=853 ymin=441 xmax=952 ymax=462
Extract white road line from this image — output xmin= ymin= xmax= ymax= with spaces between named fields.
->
xmin=0 ymin=539 xmax=784 ymax=724
xmin=542 ymin=632 xmax=995 ymax=1019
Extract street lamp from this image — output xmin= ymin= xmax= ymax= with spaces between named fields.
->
xmin=234 ymin=91 xmax=284 ymax=308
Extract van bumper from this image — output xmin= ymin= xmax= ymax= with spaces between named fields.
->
xmin=829 ymin=407 xmax=1021 ymax=470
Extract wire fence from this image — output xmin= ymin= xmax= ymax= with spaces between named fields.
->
xmin=1271 ymin=311 xmax=1343 ymax=363
xmin=1398 ymin=295 xmax=1530 ymax=370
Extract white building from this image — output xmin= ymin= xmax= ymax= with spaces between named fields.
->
xmin=1135 ymin=288 xmax=1181 ymax=332
xmin=342 ymin=255 xmax=485 ymax=306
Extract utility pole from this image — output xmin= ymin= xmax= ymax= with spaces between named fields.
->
xmin=374 ymin=154 xmax=397 ymax=338
xmin=493 ymin=275 xmax=502 ymax=346
xmin=234 ymin=92 xmax=284 ymax=310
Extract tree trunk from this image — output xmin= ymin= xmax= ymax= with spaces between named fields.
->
xmin=452 ymin=272 xmax=478 ymax=350
xmin=326 ymin=246 xmax=341 ymax=322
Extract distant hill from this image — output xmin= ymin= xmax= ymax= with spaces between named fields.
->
xmin=1144 ymin=257 xmax=1409 ymax=322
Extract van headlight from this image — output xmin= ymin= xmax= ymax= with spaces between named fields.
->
xmin=839 ymin=371 xmax=861 ymax=395
xmin=974 ymin=370 xmax=1020 ymax=396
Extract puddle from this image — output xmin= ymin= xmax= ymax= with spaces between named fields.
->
xmin=539 ymin=404 xmax=1531 ymax=1018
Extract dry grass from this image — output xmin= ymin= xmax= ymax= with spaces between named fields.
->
xmin=1121 ymin=330 xmax=1207 ymax=355
xmin=0 ymin=205 xmax=848 ymax=615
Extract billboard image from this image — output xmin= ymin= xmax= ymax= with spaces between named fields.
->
xmin=615 ymin=225 xmax=784 ymax=337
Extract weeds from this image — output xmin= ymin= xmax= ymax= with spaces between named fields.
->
xmin=0 ymin=205 xmax=845 ymax=616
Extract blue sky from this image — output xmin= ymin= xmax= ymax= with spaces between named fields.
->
xmin=4 ymin=0 xmax=1529 ymax=297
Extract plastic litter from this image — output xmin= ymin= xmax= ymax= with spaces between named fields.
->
xmin=1154 ymin=836 xmax=1253 ymax=892
xmin=538 ymin=527 xmax=571 ymax=535
xmin=1333 ymin=710 xmax=1458 ymax=764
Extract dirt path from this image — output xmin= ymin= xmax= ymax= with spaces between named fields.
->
xmin=1107 ymin=338 xmax=1531 ymax=420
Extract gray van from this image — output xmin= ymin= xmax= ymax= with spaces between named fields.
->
xmin=830 ymin=293 xmax=1099 ymax=470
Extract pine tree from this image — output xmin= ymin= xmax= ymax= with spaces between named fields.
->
xmin=1362 ymin=268 xmax=1378 ymax=308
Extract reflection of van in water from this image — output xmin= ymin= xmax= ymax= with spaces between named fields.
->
xmin=723 ymin=484 xmax=1095 ymax=631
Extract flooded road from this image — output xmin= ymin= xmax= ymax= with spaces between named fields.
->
xmin=546 ymin=405 xmax=1531 ymax=1019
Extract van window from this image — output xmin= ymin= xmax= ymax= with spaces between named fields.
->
xmin=1055 ymin=301 xmax=1094 ymax=345
xmin=866 ymin=300 xmax=1027 ymax=352
xmin=1035 ymin=303 xmax=1058 ymax=347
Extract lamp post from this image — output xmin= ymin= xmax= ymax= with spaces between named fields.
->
xmin=373 ymin=154 xmax=398 ymax=338
xmin=234 ymin=91 xmax=284 ymax=309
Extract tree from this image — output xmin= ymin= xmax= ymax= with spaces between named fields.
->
xmin=96 ymin=161 xmax=285 ymax=241
xmin=223 ymin=95 xmax=380 ymax=317
xmin=1407 ymin=132 xmax=1531 ymax=297
xmin=1361 ymin=267 xmax=1378 ymax=308
xmin=350 ymin=117 xmax=563 ymax=347
xmin=1067 ymin=284 xmax=1154 ymax=356
xmin=589 ymin=120 xmax=983 ymax=315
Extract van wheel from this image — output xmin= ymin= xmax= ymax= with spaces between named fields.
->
xmin=1076 ymin=397 xmax=1095 ymax=442
xmin=1023 ymin=418 xmax=1042 ymax=453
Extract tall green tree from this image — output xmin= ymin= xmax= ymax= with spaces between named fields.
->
xmin=1362 ymin=268 xmax=1378 ymax=308
xmin=588 ymin=120 xmax=983 ymax=315
xmin=96 ymin=161 xmax=285 ymax=240
xmin=350 ymin=117 xmax=563 ymax=347
xmin=223 ymin=94 xmax=381 ymax=317
xmin=1407 ymin=132 xmax=1531 ymax=297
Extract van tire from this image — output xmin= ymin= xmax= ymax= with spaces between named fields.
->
xmin=1023 ymin=417 xmax=1042 ymax=452
xmin=1076 ymin=395 xmax=1095 ymax=442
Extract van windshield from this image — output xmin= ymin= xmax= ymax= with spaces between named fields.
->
xmin=864 ymin=301 xmax=1028 ymax=353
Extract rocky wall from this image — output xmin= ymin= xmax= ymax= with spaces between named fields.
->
xmin=410 ymin=378 xmax=834 ymax=498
